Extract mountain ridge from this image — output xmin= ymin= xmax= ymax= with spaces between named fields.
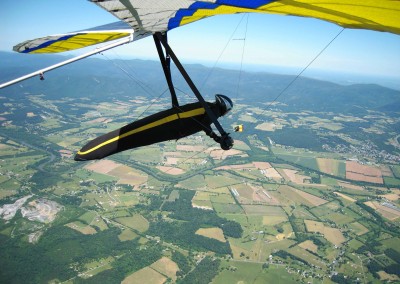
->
xmin=1 ymin=51 xmax=399 ymax=115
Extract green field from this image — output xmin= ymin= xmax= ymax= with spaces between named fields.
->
xmin=168 ymin=190 xmax=180 ymax=201
xmin=212 ymin=203 xmax=243 ymax=214
xmin=193 ymin=199 xmax=213 ymax=208
xmin=177 ymin=174 xmax=206 ymax=189
xmin=118 ymin=229 xmax=139 ymax=241
xmin=205 ymin=174 xmax=239 ymax=188
xmin=381 ymin=237 xmax=400 ymax=252
xmin=80 ymin=259 xmax=113 ymax=279
xmin=324 ymin=212 xmax=355 ymax=225
xmin=129 ymin=146 xmax=162 ymax=163
xmin=242 ymin=205 xmax=287 ymax=216
xmin=115 ymin=214 xmax=149 ymax=232
xmin=75 ymin=168 xmax=118 ymax=183
xmin=103 ymin=209 xmax=131 ymax=218
xmin=78 ymin=211 xmax=97 ymax=224
xmin=210 ymin=193 xmax=236 ymax=204
xmin=275 ymin=152 xmax=319 ymax=172
xmin=384 ymin=176 xmax=400 ymax=186
xmin=213 ymin=261 xmax=298 ymax=284
xmin=288 ymin=246 xmax=326 ymax=269
xmin=391 ymin=165 xmax=400 ymax=178
xmin=348 ymin=222 xmax=369 ymax=236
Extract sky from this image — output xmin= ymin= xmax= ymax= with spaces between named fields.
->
xmin=1 ymin=0 xmax=400 ymax=89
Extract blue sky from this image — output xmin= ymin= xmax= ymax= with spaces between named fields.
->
xmin=1 ymin=0 xmax=400 ymax=89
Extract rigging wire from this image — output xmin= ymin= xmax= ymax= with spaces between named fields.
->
xmin=235 ymin=14 xmax=249 ymax=100
xmin=100 ymin=52 xmax=170 ymax=121
xmin=101 ymin=52 xmax=159 ymax=99
xmin=264 ymin=27 xmax=345 ymax=111
xmin=233 ymin=27 xmax=346 ymax=142
xmin=198 ymin=14 xmax=249 ymax=93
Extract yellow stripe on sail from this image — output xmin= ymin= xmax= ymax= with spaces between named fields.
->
xmin=30 ymin=32 xmax=131 ymax=54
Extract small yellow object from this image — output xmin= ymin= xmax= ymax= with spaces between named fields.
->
xmin=234 ymin=125 xmax=243 ymax=132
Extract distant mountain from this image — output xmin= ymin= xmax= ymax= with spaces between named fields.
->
xmin=377 ymin=99 xmax=400 ymax=113
xmin=1 ymin=51 xmax=399 ymax=115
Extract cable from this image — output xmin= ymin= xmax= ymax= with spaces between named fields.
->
xmin=266 ymin=28 xmax=345 ymax=109
xmin=199 ymin=14 xmax=249 ymax=93
xmin=235 ymin=14 xmax=249 ymax=100
xmin=101 ymin=52 xmax=159 ymax=103
xmin=234 ymin=27 xmax=346 ymax=142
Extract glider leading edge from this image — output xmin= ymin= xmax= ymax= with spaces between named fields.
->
xmin=2 ymin=1 xmax=399 ymax=160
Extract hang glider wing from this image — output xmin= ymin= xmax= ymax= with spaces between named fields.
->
xmin=13 ymin=21 xmax=139 ymax=54
xmin=91 ymin=0 xmax=400 ymax=36
xmin=13 ymin=1 xmax=399 ymax=55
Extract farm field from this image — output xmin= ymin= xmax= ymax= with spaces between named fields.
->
xmin=122 ymin=266 xmax=166 ymax=284
xmin=195 ymin=227 xmax=226 ymax=242
xmin=213 ymin=261 xmax=298 ymax=284
xmin=346 ymin=161 xmax=384 ymax=184
xmin=115 ymin=214 xmax=150 ymax=232
xmin=304 ymin=220 xmax=346 ymax=246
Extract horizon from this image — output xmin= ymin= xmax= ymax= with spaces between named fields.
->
xmin=1 ymin=50 xmax=400 ymax=91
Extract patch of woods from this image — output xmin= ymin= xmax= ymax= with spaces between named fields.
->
xmin=178 ymin=256 xmax=220 ymax=284
xmin=355 ymin=248 xmax=400 ymax=279
xmin=76 ymin=243 xmax=163 ymax=284
xmin=0 ymin=226 xmax=161 ymax=283
xmin=148 ymin=189 xmax=243 ymax=255
xmin=171 ymin=250 xmax=221 ymax=283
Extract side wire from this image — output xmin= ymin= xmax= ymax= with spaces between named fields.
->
xmin=100 ymin=52 xmax=170 ymax=121
xmin=235 ymin=14 xmax=249 ymax=100
xmin=199 ymin=14 xmax=249 ymax=93
xmin=234 ymin=27 xmax=346 ymax=141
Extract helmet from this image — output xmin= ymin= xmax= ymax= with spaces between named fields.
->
xmin=215 ymin=94 xmax=233 ymax=116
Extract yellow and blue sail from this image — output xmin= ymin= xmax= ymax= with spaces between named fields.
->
xmin=14 ymin=21 xmax=133 ymax=54
xmin=166 ymin=0 xmax=400 ymax=34
xmin=14 ymin=0 xmax=400 ymax=54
